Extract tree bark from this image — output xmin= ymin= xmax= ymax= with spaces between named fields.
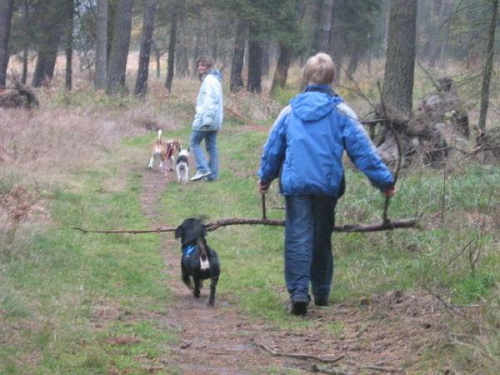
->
xmin=316 ymin=0 xmax=334 ymax=53
xmin=428 ymin=0 xmax=445 ymax=68
xmin=134 ymin=0 xmax=157 ymax=96
xmin=382 ymin=0 xmax=417 ymax=117
xmin=0 ymin=0 xmax=15 ymax=88
xmin=106 ymin=0 xmax=134 ymax=94
xmin=230 ymin=18 xmax=247 ymax=93
xmin=94 ymin=0 xmax=108 ymax=90
xmin=271 ymin=44 xmax=293 ymax=93
xmin=246 ymin=18 xmax=262 ymax=94
xmin=65 ymin=0 xmax=74 ymax=91
xmin=21 ymin=0 xmax=29 ymax=84
xmin=165 ymin=0 xmax=182 ymax=92
xmin=478 ymin=0 xmax=498 ymax=131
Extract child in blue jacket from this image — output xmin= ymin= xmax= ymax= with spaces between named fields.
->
xmin=258 ymin=53 xmax=395 ymax=316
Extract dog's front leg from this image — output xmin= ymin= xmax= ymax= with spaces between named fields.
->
xmin=181 ymin=262 xmax=193 ymax=290
xmin=148 ymin=156 xmax=154 ymax=169
xmin=208 ymin=275 xmax=219 ymax=306
xmin=193 ymin=277 xmax=201 ymax=298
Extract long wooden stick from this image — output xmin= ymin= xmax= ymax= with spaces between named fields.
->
xmin=69 ymin=217 xmax=419 ymax=235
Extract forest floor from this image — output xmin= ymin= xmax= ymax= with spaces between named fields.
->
xmin=140 ymin=165 xmax=456 ymax=375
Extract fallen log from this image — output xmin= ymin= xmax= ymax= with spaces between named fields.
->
xmin=69 ymin=217 xmax=419 ymax=235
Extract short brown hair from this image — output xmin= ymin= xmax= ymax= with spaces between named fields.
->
xmin=303 ymin=53 xmax=335 ymax=85
xmin=196 ymin=55 xmax=215 ymax=69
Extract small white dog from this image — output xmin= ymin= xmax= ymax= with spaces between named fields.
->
xmin=175 ymin=149 xmax=190 ymax=183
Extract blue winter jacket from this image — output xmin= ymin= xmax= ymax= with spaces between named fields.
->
xmin=192 ymin=70 xmax=224 ymax=131
xmin=258 ymin=85 xmax=394 ymax=197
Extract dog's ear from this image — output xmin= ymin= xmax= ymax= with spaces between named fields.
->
xmin=174 ymin=225 xmax=183 ymax=240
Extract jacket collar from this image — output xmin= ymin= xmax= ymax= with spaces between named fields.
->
xmin=304 ymin=84 xmax=336 ymax=97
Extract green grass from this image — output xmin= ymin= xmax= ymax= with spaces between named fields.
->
xmin=1 ymin=103 xmax=500 ymax=373
xmin=0 ymin=143 xmax=175 ymax=374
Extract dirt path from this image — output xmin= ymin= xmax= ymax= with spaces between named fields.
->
xmin=140 ymin=170 xmax=449 ymax=375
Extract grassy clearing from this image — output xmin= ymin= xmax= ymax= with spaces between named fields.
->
xmin=1 ymin=69 xmax=500 ymax=373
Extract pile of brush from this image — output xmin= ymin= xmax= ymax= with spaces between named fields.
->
xmin=0 ymin=76 xmax=39 ymax=109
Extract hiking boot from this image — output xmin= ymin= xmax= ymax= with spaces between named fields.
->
xmin=291 ymin=301 xmax=308 ymax=316
xmin=314 ymin=297 xmax=329 ymax=306
xmin=190 ymin=171 xmax=211 ymax=181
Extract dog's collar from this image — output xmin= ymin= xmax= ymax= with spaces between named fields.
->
xmin=182 ymin=245 xmax=197 ymax=257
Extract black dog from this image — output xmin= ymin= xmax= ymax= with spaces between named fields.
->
xmin=175 ymin=218 xmax=220 ymax=306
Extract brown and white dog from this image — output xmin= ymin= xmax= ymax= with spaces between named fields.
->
xmin=176 ymin=148 xmax=190 ymax=184
xmin=147 ymin=130 xmax=182 ymax=175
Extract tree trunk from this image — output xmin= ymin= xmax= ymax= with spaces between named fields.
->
xmin=271 ymin=44 xmax=293 ymax=93
xmin=94 ymin=0 xmax=108 ymax=90
xmin=106 ymin=0 xmax=134 ymax=94
xmin=21 ymin=0 xmax=29 ymax=84
xmin=0 ymin=0 xmax=15 ymax=88
xmin=316 ymin=0 xmax=334 ymax=53
xmin=382 ymin=0 xmax=417 ymax=117
xmin=165 ymin=0 xmax=182 ymax=92
xmin=230 ymin=18 xmax=247 ymax=93
xmin=65 ymin=0 xmax=74 ymax=91
xmin=32 ymin=35 xmax=61 ymax=87
xmin=134 ymin=0 xmax=157 ymax=96
xmin=247 ymin=19 xmax=262 ymax=94
xmin=478 ymin=0 xmax=498 ymax=131
xmin=330 ymin=0 xmax=345 ymax=84
xmin=311 ymin=0 xmax=323 ymax=54
xmin=428 ymin=0 xmax=445 ymax=68
xmin=152 ymin=40 xmax=161 ymax=78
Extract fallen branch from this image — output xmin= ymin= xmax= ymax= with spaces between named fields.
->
xmin=70 ymin=217 xmax=420 ymax=235
xmin=256 ymin=341 xmax=344 ymax=364
xmin=312 ymin=365 xmax=351 ymax=375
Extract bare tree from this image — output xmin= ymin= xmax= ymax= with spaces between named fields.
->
xmin=478 ymin=0 xmax=498 ymax=131
xmin=230 ymin=18 xmax=247 ymax=93
xmin=247 ymin=20 xmax=262 ymax=93
xmin=32 ymin=0 xmax=65 ymax=87
xmin=65 ymin=0 xmax=75 ymax=90
xmin=165 ymin=0 xmax=183 ymax=92
xmin=316 ymin=0 xmax=334 ymax=53
xmin=271 ymin=0 xmax=306 ymax=93
xmin=382 ymin=0 xmax=417 ymax=117
xmin=94 ymin=0 xmax=108 ymax=90
xmin=107 ymin=0 xmax=134 ymax=94
xmin=135 ymin=0 xmax=158 ymax=96
xmin=0 ymin=0 xmax=15 ymax=88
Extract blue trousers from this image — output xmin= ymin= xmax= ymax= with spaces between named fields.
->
xmin=189 ymin=130 xmax=219 ymax=181
xmin=284 ymin=195 xmax=337 ymax=303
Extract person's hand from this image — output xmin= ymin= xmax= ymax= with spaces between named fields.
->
xmin=383 ymin=186 xmax=396 ymax=198
xmin=258 ymin=180 xmax=270 ymax=194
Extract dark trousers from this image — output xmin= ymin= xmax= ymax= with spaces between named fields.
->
xmin=284 ymin=195 xmax=337 ymax=303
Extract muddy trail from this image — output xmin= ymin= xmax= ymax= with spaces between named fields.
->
xmin=140 ymin=170 xmax=450 ymax=375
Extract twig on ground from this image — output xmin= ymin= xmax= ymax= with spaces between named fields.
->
xmin=423 ymin=287 xmax=465 ymax=316
xmin=362 ymin=365 xmax=402 ymax=373
xmin=70 ymin=216 xmax=420 ymax=235
xmin=311 ymin=364 xmax=351 ymax=375
xmin=256 ymin=341 xmax=344 ymax=364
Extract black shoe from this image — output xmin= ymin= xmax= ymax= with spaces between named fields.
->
xmin=314 ymin=297 xmax=329 ymax=306
xmin=291 ymin=301 xmax=308 ymax=316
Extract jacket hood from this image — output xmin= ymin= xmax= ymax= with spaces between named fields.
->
xmin=290 ymin=85 xmax=343 ymax=122
xmin=208 ymin=69 xmax=222 ymax=81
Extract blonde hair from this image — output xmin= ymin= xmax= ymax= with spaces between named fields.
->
xmin=303 ymin=53 xmax=335 ymax=86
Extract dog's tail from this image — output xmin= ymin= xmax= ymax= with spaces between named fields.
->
xmin=197 ymin=237 xmax=210 ymax=270
xmin=156 ymin=129 xmax=162 ymax=144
